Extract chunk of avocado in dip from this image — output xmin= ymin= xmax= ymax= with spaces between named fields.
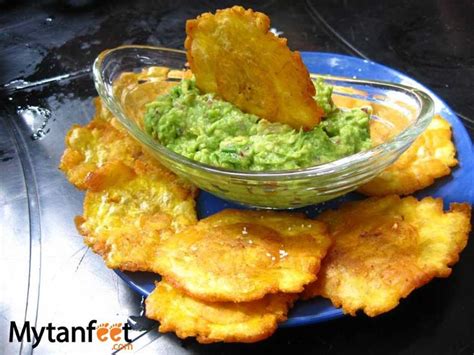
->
xmin=144 ymin=78 xmax=371 ymax=171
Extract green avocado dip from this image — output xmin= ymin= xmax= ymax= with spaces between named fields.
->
xmin=144 ymin=78 xmax=371 ymax=171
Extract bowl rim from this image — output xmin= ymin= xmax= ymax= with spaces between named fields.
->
xmin=93 ymin=45 xmax=435 ymax=180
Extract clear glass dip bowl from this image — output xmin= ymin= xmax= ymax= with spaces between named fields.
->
xmin=93 ymin=45 xmax=434 ymax=209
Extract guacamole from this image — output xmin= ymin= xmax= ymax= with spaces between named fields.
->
xmin=144 ymin=78 xmax=371 ymax=171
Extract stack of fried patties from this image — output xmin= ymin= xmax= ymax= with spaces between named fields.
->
xmin=60 ymin=88 xmax=470 ymax=344
xmin=59 ymin=95 xmax=331 ymax=342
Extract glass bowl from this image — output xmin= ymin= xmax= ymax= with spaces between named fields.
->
xmin=93 ymin=45 xmax=434 ymax=209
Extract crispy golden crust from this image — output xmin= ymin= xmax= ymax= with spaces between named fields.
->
xmin=59 ymin=99 xmax=143 ymax=190
xmin=185 ymin=6 xmax=323 ymax=129
xmin=59 ymin=67 xmax=191 ymax=190
xmin=76 ymin=159 xmax=197 ymax=271
xmin=152 ymin=209 xmax=331 ymax=302
xmin=304 ymin=196 xmax=471 ymax=317
xmin=59 ymin=68 xmax=198 ymax=271
xmin=358 ymin=115 xmax=458 ymax=196
xmin=145 ymin=281 xmax=296 ymax=343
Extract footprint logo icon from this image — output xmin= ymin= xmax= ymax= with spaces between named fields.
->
xmin=96 ymin=323 xmax=109 ymax=342
xmin=109 ymin=323 xmax=123 ymax=342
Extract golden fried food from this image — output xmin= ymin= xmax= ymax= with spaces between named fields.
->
xmin=304 ymin=196 xmax=471 ymax=317
xmin=146 ymin=280 xmax=296 ymax=343
xmin=60 ymin=66 xmax=199 ymax=271
xmin=59 ymin=66 xmax=190 ymax=190
xmin=358 ymin=115 xmax=458 ymax=196
xmin=76 ymin=159 xmax=197 ymax=271
xmin=152 ymin=209 xmax=331 ymax=302
xmin=59 ymin=99 xmax=142 ymax=190
xmin=185 ymin=6 xmax=324 ymax=129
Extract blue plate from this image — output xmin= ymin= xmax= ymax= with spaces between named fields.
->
xmin=116 ymin=52 xmax=474 ymax=327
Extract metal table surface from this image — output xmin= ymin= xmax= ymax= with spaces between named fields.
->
xmin=1 ymin=1 xmax=473 ymax=354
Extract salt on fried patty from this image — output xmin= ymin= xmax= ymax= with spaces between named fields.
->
xmin=152 ymin=209 xmax=332 ymax=302
xmin=304 ymin=195 xmax=471 ymax=317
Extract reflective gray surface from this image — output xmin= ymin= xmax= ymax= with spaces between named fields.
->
xmin=0 ymin=73 xmax=168 ymax=354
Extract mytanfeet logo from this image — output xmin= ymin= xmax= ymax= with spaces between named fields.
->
xmin=9 ymin=320 xmax=133 ymax=351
